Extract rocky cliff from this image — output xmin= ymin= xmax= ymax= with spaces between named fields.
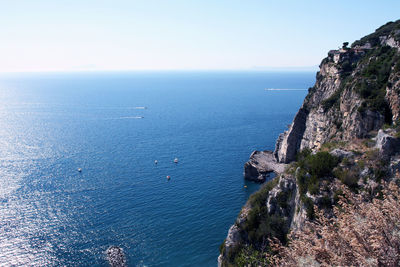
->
xmin=275 ymin=21 xmax=400 ymax=163
xmin=219 ymin=20 xmax=400 ymax=266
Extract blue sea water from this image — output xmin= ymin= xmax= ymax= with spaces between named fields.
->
xmin=0 ymin=71 xmax=313 ymax=266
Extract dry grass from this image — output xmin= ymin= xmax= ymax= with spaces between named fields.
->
xmin=270 ymin=182 xmax=400 ymax=267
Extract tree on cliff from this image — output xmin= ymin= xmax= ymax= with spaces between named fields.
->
xmin=271 ymin=182 xmax=400 ymax=267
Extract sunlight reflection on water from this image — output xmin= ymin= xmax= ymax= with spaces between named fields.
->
xmin=0 ymin=72 xmax=312 ymax=266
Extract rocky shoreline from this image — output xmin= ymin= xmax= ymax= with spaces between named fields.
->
xmin=243 ymin=150 xmax=287 ymax=182
xmin=218 ymin=20 xmax=400 ymax=266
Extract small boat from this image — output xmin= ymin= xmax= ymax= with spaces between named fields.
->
xmin=166 ymin=175 xmax=171 ymax=180
xmin=244 ymin=185 xmax=248 ymax=188
xmin=154 ymin=160 xmax=158 ymax=165
xmin=174 ymin=158 xmax=178 ymax=163
xmin=77 ymin=168 xmax=82 ymax=172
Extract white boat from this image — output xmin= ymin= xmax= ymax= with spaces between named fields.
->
xmin=154 ymin=160 xmax=158 ymax=164
xmin=174 ymin=158 xmax=178 ymax=163
xmin=77 ymin=168 xmax=82 ymax=172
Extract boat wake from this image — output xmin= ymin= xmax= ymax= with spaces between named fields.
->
xmin=104 ymin=116 xmax=144 ymax=120
xmin=264 ymin=88 xmax=307 ymax=91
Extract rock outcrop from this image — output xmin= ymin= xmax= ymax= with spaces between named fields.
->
xmin=244 ymin=151 xmax=287 ymax=182
xmin=375 ymin=129 xmax=400 ymax=159
xmin=274 ymin=108 xmax=309 ymax=163
xmin=329 ymin=149 xmax=354 ymax=160
xmin=273 ymin=21 xmax=400 ymax=164
xmin=219 ymin=20 xmax=400 ymax=267
xmin=218 ymin=175 xmax=297 ymax=266
xmin=217 ymin=204 xmax=251 ymax=267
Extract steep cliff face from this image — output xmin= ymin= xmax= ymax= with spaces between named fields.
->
xmin=218 ymin=174 xmax=297 ymax=267
xmin=387 ymin=67 xmax=400 ymax=121
xmin=275 ymin=20 xmax=400 ymax=163
xmin=219 ymin=20 xmax=400 ymax=267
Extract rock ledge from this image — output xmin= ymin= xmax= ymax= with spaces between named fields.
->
xmin=244 ymin=151 xmax=287 ymax=182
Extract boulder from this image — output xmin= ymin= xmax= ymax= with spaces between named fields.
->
xmin=330 ymin=149 xmax=354 ymax=160
xmin=106 ymin=246 xmax=127 ymax=267
xmin=375 ymin=129 xmax=400 ymax=159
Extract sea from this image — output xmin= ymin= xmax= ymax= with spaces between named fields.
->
xmin=0 ymin=71 xmax=313 ymax=266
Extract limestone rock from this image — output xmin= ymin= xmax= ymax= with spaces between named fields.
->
xmin=244 ymin=151 xmax=286 ymax=182
xmin=224 ymin=225 xmax=241 ymax=255
xmin=266 ymin=175 xmax=296 ymax=217
xmin=291 ymin=184 xmax=308 ymax=231
xmin=219 ymin=20 xmax=400 ymax=266
xmin=386 ymin=70 xmax=400 ymax=122
xmin=330 ymin=149 xmax=354 ymax=160
xmin=218 ymin=204 xmax=251 ymax=266
xmin=273 ymin=30 xmax=400 ymax=163
xmin=274 ymin=108 xmax=309 ymax=163
xmin=375 ymin=129 xmax=400 ymax=159
xmin=360 ymin=167 xmax=371 ymax=178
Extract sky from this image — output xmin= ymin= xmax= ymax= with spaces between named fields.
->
xmin=0 ymin=0 xmax=399 ymax=72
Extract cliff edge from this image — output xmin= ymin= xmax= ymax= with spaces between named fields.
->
xmin=275 ymin=21 xmax=400 ymax=163
xmin=219 ymin=20 xmax=400 ymax=266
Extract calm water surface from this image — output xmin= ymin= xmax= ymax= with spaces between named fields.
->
xmin=0 ymin=71 xmax=312 ymax=266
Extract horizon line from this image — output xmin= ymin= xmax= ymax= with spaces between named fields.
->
xmin=0 ymin=67 xmax=319 ymax=75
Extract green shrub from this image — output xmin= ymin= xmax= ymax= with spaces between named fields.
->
xmin=374 ymin=167 xmax=388 ymax=183
xmin=307 ymin=152 xmax=340 ymax=177
xmin=322 ymin=89 xmax=342 ymax=111
xmin=357 ymin=159 xmax=365 ymax=169
xmin=219 ymin=239 xmax=226 ymax=254
xmin=248 ymin=178 xmax=278 ymax=207
xmin=302 ymin=196 xmax=315 ymax=220
xmin=334 ymin=168 xmax=359 ymax=191
xmin=340 ymin=59 xmax=353 ymax=74
xmin=341 ymin=157 xmax=350 ymax=166
xmin=296 ymin=150 xmax=340 ymax=196
xmin=383 ymin=123 xmax=392 ymax=130
xmin=276 ymin=190 xmax=291 ymax=210
xmin=308 ymin=178 xmax=320 ymax=195
xmin=295 ymin=150 xmax=340 ymax=220
xmin=233 ymin=245 xmax=268 ymax=267
xmin=321 ymin=141 xmax=346 ymax=151
xmin=355 ymin=46 xmax=399 ymax=123
xmin=244 ymin=207 xmax=288 ymax=246
xmin=297 ymin=170 xmax=308 ymax=196
xmin=319 ymin=195 xmax=333 ymax=209
xmin=242 ymin=177 xmax=289 ymax=249
xmin=352 ymin=20 xmax=400 ymax=47
xmin=296 ymin=148 xmax=312 ymax=162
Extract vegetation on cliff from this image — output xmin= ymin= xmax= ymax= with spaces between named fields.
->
xmin=221 ymin=129 xmax=399 ymax=267
xmin=356 ymin=46 xmax=399 ymax=122
xmin=244 ymin=179 xmax=288 ymax=246
xmin=352 ymin=20 xmax=400 ymax=47
xmin=271 ymin=182 xmax=400 ymax=266
xmin=323 ymin=21 xmax=400 ymax=123
xmin=219 ymin=19 xmax=400 ymax=267
xmin=219 ymin=177 xmax=290 ymax=266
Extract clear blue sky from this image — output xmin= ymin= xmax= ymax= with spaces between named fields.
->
xmin=0 ymin=0 xmax=399 ymax=72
